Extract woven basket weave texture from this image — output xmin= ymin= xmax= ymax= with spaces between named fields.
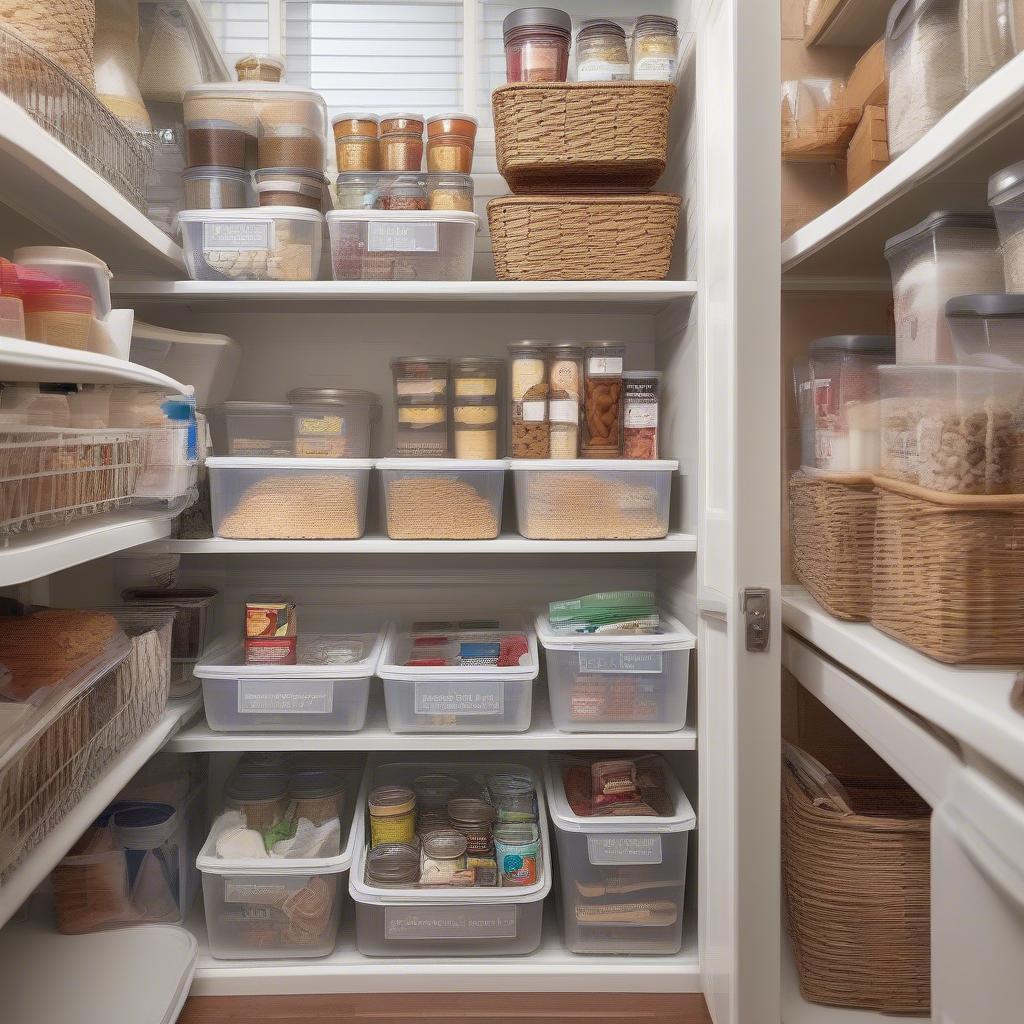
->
xmin=0 ymin=0 xmax=95 ymax=89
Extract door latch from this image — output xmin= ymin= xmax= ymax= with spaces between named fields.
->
xmin=742 ymin=588 xmax=770 ymax=652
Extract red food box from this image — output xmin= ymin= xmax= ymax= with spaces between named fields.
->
xmin=246 ymin=600 xmax=297 ymax=639
xmin=245 ymin=636 xmax=297 ymax=665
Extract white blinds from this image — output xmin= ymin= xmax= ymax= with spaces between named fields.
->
xmin=201 ymin=1 xmax=273 ymax=67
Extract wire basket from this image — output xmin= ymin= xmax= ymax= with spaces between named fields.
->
xmin=0 ymin=25 xmax=153 ymax=210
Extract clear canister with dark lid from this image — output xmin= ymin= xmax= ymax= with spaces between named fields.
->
xmin=581 ymin=342 xmax=625 ymax=458
xmin=547 ymin=342 xmax=583 ymax=459
xmin=290 ymin=768 xmax=346 ymax=825
xmin=288 ymin=386 xmax=381 ymax=458
xmin=503 ymin=7 xmax=572 ymax=83
xmin=575 ymin=19 xmax=630 ymax=82
xmin=509 ymin=341 xmax=549 ymax=458
xmin=366 ymin=842 xmax=420 ymax=886
xmin=223 ymin=771 xmax=288 ymax=832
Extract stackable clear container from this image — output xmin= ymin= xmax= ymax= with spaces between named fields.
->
xmin=288 ymin=388 xmax=381 ymax=458
xmin=510 ymin=459 xmax=678 ymax=540
xmin=535 ymin=611 xmax=695 ymax=733
xmin=335 ymin=172 xmax=474 ymax=212
xmin=988 ymin=162 xmax=1024 ymax=291
xmin=178 ymin=207 xmax=323 ymax=282
xmin=349 ymin=760 xmax=551 ymax=956
xmin=378 ymin=459 xmax=507 ymax=539
xmin=376 ymin=619 xmax=539 ymax=733
xmin=945 ymin=294 xmax=1024 ymax=368
xmin=207 ymin=457 xmax=373 ymax=539
xmin=182 ymin=166 xmax=252 ymax=210
xmin=884 ymin=212 xmax=1003 ymax=364
xmin=544 ymin=755 xmax=696 ymax=955
xmin=326 ymin=210 xmax=478 ymax=281
xmin=214 ymin=402 xmax=293 ymax=457
xmin=879 ymin=364 xmax=1024 ymax=494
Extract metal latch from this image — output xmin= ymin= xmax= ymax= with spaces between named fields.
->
xmin=742 ymin=588 xmax=770 ymax=652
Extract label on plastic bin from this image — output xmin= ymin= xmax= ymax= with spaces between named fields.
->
xmin=587 ymin=834 xmax=663 ymax=865
xmin=203 ymin=221 xmax=273 ymax=250
xmin=414 ymin=680 xmax=504 ymax=716
xmin=237 ymin=678 xmax=335 ymax=714
xmin=578 ymin=651 xmax=663 ymax=674
xmin=367 ymin=221 xmax=439 ymax=253
xmin=223 ymin=875 xmax=309 ymax=903
xmin=384 ymin=905 xmax=518 ymax=940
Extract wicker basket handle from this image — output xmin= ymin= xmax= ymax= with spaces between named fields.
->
xmin=783 ymin=742 xmax=854 ymax=815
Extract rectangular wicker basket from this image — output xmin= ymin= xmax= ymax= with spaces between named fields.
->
xmin=492 ymin=82 xmax=676 ymax=194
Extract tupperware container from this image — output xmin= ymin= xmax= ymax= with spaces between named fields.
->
xmin=258 ymin=124 xmax=324 ymax=173
xmin=510 ymin=459 xmax=678 ymax=540
xmin=879 ymin=363 xmax=1024 ymax=494
xmin=182 ymin=166 xmax=251 ymax=210
xmin=378 ymin=458 xmax=507 ymax=539
xmin=185 ymin=119 xmax=250 ymax=169
xmin=288 ymin=388 xmax=381 ymax=458
xmin=195 ymin=622 xmax=385 ymax=731
xmin=0 ymin=257 xmax=25 ymax=339
xmin=20 ymin=276 xmax=95 ymax=350
xmin=327 ymin=210 xmax=478 ymax=281
xmin=453 ymin=396 xmax=499 ymax=459
xmin=988 ymin=161 xmax=1024 ymax=291
xmin=334 ymin=172 xmax=474 ymax=213
xmin=207 ymin=457 xmax=373 ymax=539
xmin=376 ymin=619 xmax=539 ymax=733
xmin=254 ymin=167 xmax=328 ymax=211
xmin=213 ymin=401 xmax=294 ymax=457
xmin=349 ymin=760 xmax=552 ymax=955
xmin=12 ymin=246 xmax=112 ymax=319
xmin=425 ymin=113 xmax=477 ymax=174
xmin=884 ymin=212 xmax=1004 ymax=364
xmin=535 ymin=610 xmax=695 ymax=733
xmin=178 ymin=207 xmax=323 ymax=282
xmin=945 ymin=294 xmax=1024 ymax=368
xmin=544 ymin=755 xmax=696 ymax=954
xmin=332 ymin=113 xmax=380 ymax=172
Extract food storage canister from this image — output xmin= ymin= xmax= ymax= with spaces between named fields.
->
xmin=379 ymin=113 xmax=424 ymax=172
xmin=254 ymin=167 xmax=327 ymax=210
xmin=335 ymin=174 xmax=381 ymax=209
xmin=547 ymin=342 xmax=584 ymax=459
xmin=393 ymin=398 xmax=449 ymax=457
xmin=622 ymin=370 xmax=662 ymax=459
xmin=377 ymin=176 xmax=428 ymax=211
xmin=290 ymin=769 xmax=346 ymax=825
xmin=581 ymin=342 xmax=625 ymax=458
xmin=448 ymin=797 xmax=496 ymax=855
xmin=258 ymin=124 xmax=324 ymax=172
xmin=223 ymin=772 xmax=289 ymax=831
xmin=182 ymin=165 xmax=251 ymax=209
xmin=453 ymin=397 xmax=499 ymax=459
xmin=333 ymin=113 xmax=381 ymax=172
xmin=369 ymin=786 xmax=417 ymax=847
xmin=235 ymin=53 xmax=285 ymax=83
xmin=884 ymin=211 xmax=1003 ymax=364
xmin=452 ymin=357 xmax=500 ymax=398
xmin=287 ymin=387 xmax=381 ymax=458
xmin=945 ymin=294 xmax=1024 ymax=368
xmin=20 ymin=277 xmax=94 ymax=350
xmin=12 ymin=245 xmax=113 ymax=318
xmin=576 ymin=19 xmax=630 ymax=81
xmin=961 ymin=0 xmax=1015 ymax=89
xmin=185 ymin=119 xmax=249 ymax=168
xmin=425 ymin=114 xmax=477 ymax=174
xmin=503 ymin=7 xmax=571 ymax=83
xmin=886 ymin=0 xmax=966 ymax=158
xmin=213 ymin=401 xmax=293 ymax=456
xmin=428 ymin=174 xmax=474 ymax=212
xmin=366 ymin=843 xmax=420 ymax=886
xmin=632 ymin=14 xmax=680 ymax=82
xmin=332 ymin=113 xmax=379 ymax=139
xmin=392 ymin=357 xmax=449 ymax=398
xmin=807 ymin=335 xmax=895 ymax=473
xmin=509 ymin=341 xmax=549 ymax=458
xmin=988 ymin=161 xmax=1024 ymax=291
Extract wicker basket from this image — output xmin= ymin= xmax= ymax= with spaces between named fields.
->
xmin=871 ymin=477 xmax=1024 ymax=664
xmin=492 ymin=82 xmax=675 ymax=194
xmin=788 ymin=470 xmax=876 ymax=621
xmin=782 ymin=743 xmax=931 ymax=1015
xmin=488 ymin=194 xmax=681 ymax=281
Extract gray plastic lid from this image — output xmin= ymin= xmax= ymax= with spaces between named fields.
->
xmin=182 ymin=166 xmax=250 ymax=181
xmin=254 ymin=167 xmax=328 ymax=184
xmin=989 ymin=161 xmax=1024 ymax=206
xmin=503 ymin=7 xmax=573 ymax=38
xmin=578 ymin=19 xmax=626 ymax=38
xmin=634 ymin=14 xmax=678 ymax=33
xmin=883 ymin=211 xmax=997 ymax=259
xmin=809 ymin=335 xmax=896 ymax=356
xmin=288 ymin=387 xmax=380 ymax=406
xmin=945 ymin=294 xmax=1024 ymax=319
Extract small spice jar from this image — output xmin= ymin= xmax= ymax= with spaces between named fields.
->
xmin=425 ymin=113 xmax=478 ymax=174
xmin=336 ymin=173 xmax=380 ymax=210
xmin=622 ymin=370 xmax=662 ymax=459
xmin=632 ymin=14 xmax=680 ymax=82
xmin=366 ymin=843 xmax=420 ymax=887
xmin=576 ymin=19 xmax=630 ymax=81
xmin=447 ymin=797 xmax=497 ymax=855
xmin=503 ymin=7 xmax=572 ymax=83
xmin=182 ymin=165 xmax=251 ymax=209
xmin=223 ymin=772 xmax=289 ymax=832
xmin=377 ymin=175 xmax=428 ymax=211
xmin=332 ymin=113 xmax=380 ymax=172
xmin=509 ymin=341 xmax=549 ymax=458
xmin=547 ymin=342 xmax=583 ymax=459
xmin=494 ymin=823 xmax=541 ymax=887
xmin=379 ymin=113 xmax=424 ymax=172
xmin=288 ymin=386 xmax=381 ymax=458
xmin=453 ymin=396 xmax=499 ymax=459
xmin=582 ymin=342 xmax=625 ymax=457
xmin=290 ymin=769 xmax=346 ymax=826
xmin=419 ymin=829 xmax=470 ymax=886
xmin=368 ymin=785 xmax=416 ymax=848
xmin=235 ymin=53 xmax=285 ymax=82
xmin=254 ymin=167 xmax=326 ymax=211
xmin=258 ymin=125 xmax=324 ymax=172
xmin=428 ymin=174 xmax=474 ymax=212
xmin=186 ymin=119 xmax=248 ymax=168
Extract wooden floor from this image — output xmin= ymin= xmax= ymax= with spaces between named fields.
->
xmin=179 ymin=993 xmax=712 ymax=1023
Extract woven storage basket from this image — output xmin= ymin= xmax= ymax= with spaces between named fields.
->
xmin=492 ymin=82 xmax=675 ymax=193
xmin=871 ymin=477 xmax=1024 ymax=664
xmin=488 ymin=194 xmax=681 ymax=281
xmin=782 ymin=743 xmax=931 ymax=1015
xmin=788 ymin=470 xmax=876 ymax=621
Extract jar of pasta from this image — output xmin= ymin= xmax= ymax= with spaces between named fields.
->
xmin=547 ymin=342 xmax=583 ymax=459
xmin=453 ymin=396 xmax=499 ymax=459
xmin=509 ymin=341 xmax=549 ymax=458
xmin=581 ymin=342 xmax=624 ymax=457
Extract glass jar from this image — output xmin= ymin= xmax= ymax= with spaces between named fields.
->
xmin=414 ymin=773 xmax=462 ymax=812
xmin=494 ymin=823 xmax=541 ymax=887
xmin=368 ymin=785 xmax=416 ymax=848
xmin=488 ymin=773 xmax=538 ymax=823
xmin=447 ymin=797 xmax=497 ymax=855
xmin=336 ymin=173 xmax=379 ymax=210
xmin=395 ymin=397 xmax=449 ymax=456
xmin=453 ymin=396 xmax=499 ymax=459
xmin=581 ymin=342 xmax=625 ymax=457
xmin=425 ymin=115 xmax=477 ymax=174
xmin=428 ymin=174 xmax=474 ymax=212
xmin=509 ymin=341 xmax=549 ymax=458
xmin=235 ymin=53 xmax=285 ymax=82
xmin=547 ymin=342 xmax=583 ymax=458
xmin=576 ymin=19 xmax=630 ymax=82
xmin=289 ymin=769 xmax=346 ymax=825
xmin=503 ymin=8 xmax=572 ymax=83
xmin=632 ymin=14 xmax=680 ymax=82
xmin=377 ymin=176 xmax=428 ymax=211
xmin=333 ymin=114 xmax=380 ymax=172
xmin=622 ymin=370 xmax=662 ymax=459
xmin=366 ymin=843 xmax=420 ymax=886
xmin=223 ymin=772 xmax=289 ymax=832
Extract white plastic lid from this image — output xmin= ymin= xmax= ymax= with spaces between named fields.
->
xmin=206 ymin=456 xmax=375 ymax=469
xmin=379 ymin=111 xmax=426 ymax=122
xmin=332 ymin=111 xmax=380 ymax=125
xmin=377 ymin=457 xmax=508 ymax=472
xmin=535 ymin=608 xmax=695 ymax=652
xmin=426 ymin=112 xmax=480 ymax=127
xmin=509 ymin=458 xmax=679 ymax=471
xmin=184 ymin=81 xmax=326 ymax=103
xmin=326 ymin=209 xmax=479 ymax=227
xmin=177 ymin=206 xmax=324 ymax=224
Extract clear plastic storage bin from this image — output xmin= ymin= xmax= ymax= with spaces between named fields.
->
xmin=988 ymin=161 xmax=1024 ymax=292
xmin=535 ymin=610 xmax=695 ymax=733
xmin=349 ymin=760 xmax=551 ymax=956
xmin=377 ymin=619 xmax=539 ymax=733
xmin=327 ymin=210 xmax=478 ymax=281
xmin=208 ymin=457 xmax=373 ymax=539
xmin=213 ymin=402 xmax=293 ymax=457
xmin=945 ymin=294 xmax=1024 ymax=369
xmin=884 ymin=212 xmax=1003 ymax=364
xmin=378 ymin=459 xmax=507 ymax=539
xmin=544 ymin=755 xmax=696 ymax=954
xmin=510 ymin=459 xmax=677 ymax=540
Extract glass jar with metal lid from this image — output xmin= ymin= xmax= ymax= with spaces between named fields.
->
xmin=379 ymin=113 xmax=425 ymax=172
xmin=428 ymin=174 xmax=474 ymax=212
xmin=287 ymin=387 xmax=381 ymax=458
xmin=366 ymin=842 xmax=420 ymax=886
xmin=336 ymin=173 xmax=380 ymax=210
xmin=290 ymin=768 xmax=346 ymax=825
xmin=632 ymin=14 xmax=680 ymax=82
xmin=419 ymin=828 xmax=470 ymax=886
xmin=503 ymin=7 xmax=572 ymax=83
xmin=368 ymin=785 xmax=416 ymax=847
xmin=377 ymin=175 xmax=428 ymax=211
xmin=575 ymin=19 xmax=630 ymax=82
xmin=488 ymin=772 xmax=538 ymax=823
xmin=447 ymin=797 xmax=497 ymax=855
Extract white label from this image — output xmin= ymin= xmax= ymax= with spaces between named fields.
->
xmin=624 ymin=403 xmax=658 ymax=429
xmin=633 ymin=56 xmax=677 ymax=81
xmin=223 ymin=875 xmax=308 ymax=903
xmin=577 ymin=60 xmax=632 ymax=82
xmin=548 ymin=399 xmax=579 ymax=424
xmin=587 ymin=834 xmax=663 ymax=865
xmin=203 ymin=220 xmax=272 ymax=250
xmin=367 ymin=221 xmax=439 ymax=253
xmin=414 ymin=680 xmax=504 ymax=716
xmin=587 ymin=355 xmax=623 ymax=375
xmin=522 ymin=400 xmax=546 ymax=423
xmin=578 ymin=650 xmax=663 ymax=674
xmin=384 ymin=905 xmax=517 ymax=940
xmin=237 ymin=678 xmax=334 ymax=714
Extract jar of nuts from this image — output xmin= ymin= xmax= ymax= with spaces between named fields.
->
xmin=582 ymin=342 xmax=625 ymax=457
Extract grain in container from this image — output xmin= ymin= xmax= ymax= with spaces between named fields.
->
xmin=213 ymin=401 xmax=293 ymax=456
xmin=394 ymin=397 xmax=450 ymax=456
xmin=631 ymin=15 xmax=680 ymax=82
xmin=425 ymin=113 xmax=477 ymax=174
xmin=378 ymin=458 xmax=507 ymax=539
xmin=535 ymin=610 xmax=695 ymax=733
xmin=254 ymin=167 xmax=328 ymax=211
xmin=511 ymin=459 xmax=677 ymax=539
xmin=182 ymin=166 xmax=251 ymax=209
xmin=987 ymin=161 xmax=1024 ymax=291
xmin=288 ymin=387 xmax=381 ymax=458
xmin=453 ymin=396 xmax=499 ymax=458
xmin=332 ymin=113 xmax=380 ymax=172
xmin=945 ymin=294 xmax=1024 ymax=368
xmin=502 ymin=7 xmax=572 ymax=83
xmin=576 ymin=20 xmax=630 ymax=82
xmin=235 ymin=53 xmax=285 ymax=83
xmin=427 ymin=173 xmax=474 ymax=212
xmin=544 ymin=755 xmax=696 ymax=954
xmin=884 ymin=212 xmax=1003 ymax=364
xmin=378 ymin=113 xmax=424 ymax=172
xmin=208 ymin=457 xmax=373 ymax=538
xmin=509 ymin=341 xmax=549 ymax=458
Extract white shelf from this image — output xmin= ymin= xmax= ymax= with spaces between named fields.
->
xmin=0 ymin=695 xmax=202 ymax=930
xmin=804 ymin=0 xmax=892 ymax=48
xmin=165 ymin=686 xmax=697 ymax=753
xmin=0 ymin=96 xmax=183 ymax=275
xmin=782 ymin=586 xmax=1024 ymax=790
xmin=782 ymin=52 xmax=1024 ymax=283
xmin=0 ymin=511 xmax=176 ymax=588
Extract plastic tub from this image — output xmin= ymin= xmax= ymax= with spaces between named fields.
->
xmin=184 ymin=81 xmax=327 ymax=142
xmin=195 ymin=625 xmax=385 ymax=732
xmin=945 ymin=294 xmax=1024 ymax=368
xmin=884 ymin=211 xmax=1003 ymax=364
xmin=178 ymin=207 xmax=323 ymax=282
xmin=182 ymin=166 xmax=251 ymax=210
xmin=327 ymin=210 xmax=478 ymax=281
xmin=254 ymin=167 xmax=327 ymax=211
xmin=988 ymin=161 xmax=1024 ymax=291
xmin=535 ymin=610 xmax=695 ymax=733
xmin=12 ymin=246 xmax=113 ymax=319
xmin=335 ymin=172 xmax=474 ymax=212
xmin=349 ymin=760 xmax=552 ymax=955
xmin=376 ymin=619 xmax=539 ymax=733
xmin=214 ymin=401 xmax=293 ymax=457
xmin=208 ymin=457 xmax=373 ymax=539
xmin=185 ymin=119 xmax=250 ymax=169
xmin=288 ymin=388 xmax=381 ymax=458
xmin=20 ymin=277 xmax=95 ymax=350
xmin=510 ymin=459 xmax=678 ymax=540
xmin=545 ymin=755 xmax=696 ymax=954
xmin=378 ymin=458 xmax=507 ymax=539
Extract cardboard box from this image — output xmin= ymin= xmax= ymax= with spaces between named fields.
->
xmin=846 ymin=105 xmax=889 ymax=194
xmin=845 ymin=38 xmax=887 ymax=114
xmin=245 ymin=600 xmax=297 ymax=638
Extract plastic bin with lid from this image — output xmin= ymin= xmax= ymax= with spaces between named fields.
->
xmin=377 ymin=619 xmax=539 ymax=733
xmin=195 ymin=620 xmax=385 ymax=732
xmin=213 ymin=401 xmax=293 ymax=457
xmin=12 ymin=246 xmax=113 ymax=318
xmin=535 ymin=610 xmax=695 ymax=733
xmin=288 ymin=387 xmax=381 ymax=459
xmin=327 ymin=210 xmax=478 ymax=281
xmin=510 ymin=459 xmax=678 ymax=540
xmin=544 ymin=754 xmax=696 ymax=954
xmin=884 ymin=211 xmax=1003 ymax=364
xmin=349 ymin=759 xmax=552 ymax=956
xmin=988 ymin=161 xmax=1024 ymax=291
xmin=178 ymin=207 xmax=323 ymax=282
xmin=335 ymin=172 xmax=474 ymax=213
xmin=945 ymin=294 xmax=1024 ymax=369
xmin=208 ymin=457 xmax=373 ymax=539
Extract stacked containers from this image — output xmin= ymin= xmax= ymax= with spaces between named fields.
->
xmin=509 ymin=342 xmax=550 ymax=458
xmin=288 ymin=388 xmax=381 ymax=458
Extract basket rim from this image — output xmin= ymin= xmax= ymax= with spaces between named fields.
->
xmin=493 ymin=81 xmax=676 ymax=96
xmin=874 ymin=475 xmax=1024 ymax=509
xmin=792 ymin=468 xmax=875 ymax=487
xmin=488 ymin=193 xmax=681 ymax=209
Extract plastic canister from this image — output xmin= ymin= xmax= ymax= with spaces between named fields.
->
xmin=368 ymin=785 xmax=416 ymax=847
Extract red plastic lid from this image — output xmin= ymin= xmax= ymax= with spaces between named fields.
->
xmin=0 ymin=258 xmax=23 ymax=298
xmin=18 ymin=269 xmax=94 ymax=315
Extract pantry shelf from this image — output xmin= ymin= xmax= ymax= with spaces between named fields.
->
xmin=782 ymin=52 xmax=1024 ymax=283
xmin=803 ymin=0 xmax=893 ymax=48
